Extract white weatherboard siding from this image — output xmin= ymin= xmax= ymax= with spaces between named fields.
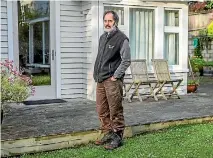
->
xmin=1 ymin=0 xmax=8 ymax=61
xmin=60 ymin=1 xmax=87 ymax=99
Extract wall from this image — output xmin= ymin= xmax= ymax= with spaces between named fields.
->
xmin=60 ymin=1 xmax=87 ymax=99
xmin=1 ymin=0 xmax=8 ymax=61
xmin=188 ymin=39 xmax=213 ymax=62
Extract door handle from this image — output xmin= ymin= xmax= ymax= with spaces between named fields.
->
xmin=52 ymin=50 xmax=55 ymax=60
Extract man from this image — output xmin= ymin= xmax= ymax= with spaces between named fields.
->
xmin=93 ymin=10 xmax=131 ymax=150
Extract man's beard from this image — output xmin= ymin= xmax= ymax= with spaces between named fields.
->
xmin=104 ymin=25 xmax=115 ymax=32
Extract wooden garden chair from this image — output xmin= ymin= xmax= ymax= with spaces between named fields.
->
xmin=151 ymin=59 xmax=183 ymax=100
xmin=124 ymin=59 xmax=159 ymax=102
xmin=123 ymin=66 xmax=138 ymax=102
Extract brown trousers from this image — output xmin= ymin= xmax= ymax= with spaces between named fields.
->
xmin=96 ymin=78 xmax=125 ymax=134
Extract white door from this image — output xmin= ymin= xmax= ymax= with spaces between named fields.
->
xmin=18 ymin=0 xmax=56 ymax=100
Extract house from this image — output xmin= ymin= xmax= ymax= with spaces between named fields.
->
xmin=1 ymin=0 xmax=189 ymax=101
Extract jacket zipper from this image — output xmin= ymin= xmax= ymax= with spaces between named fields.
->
xmin=97 ymin=35 xmax=108 ymax=81
xmin=109 ymin=63 xmax=111 ymax=76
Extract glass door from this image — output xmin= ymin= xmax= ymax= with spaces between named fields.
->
xmin=18 ymin=0 xmax=56 ymax=100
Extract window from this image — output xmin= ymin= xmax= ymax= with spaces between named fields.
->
xmin=164 ymin=9 xmax=180 ymax=65
xmin=164 ymin=33 xmax=179 ymax=65
xmin=19 ymin=1 xmax=50 ymax=65
xmin=129 ymin=8 xmax=154 ymax=63
xmin=29 ymin=19 xmax=49 ymax=64
xmin=104 ymin=6 xmax=124 ymax=25
xmin=165 ymin=10 xmax=179 ymax=26
xmin=18 ymin=0 xmax=51 ymax=86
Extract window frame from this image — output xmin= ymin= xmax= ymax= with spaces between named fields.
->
xmin=28 ymin=18 xmax=50 ymax=65
xmin=164 ymin=8 xmax=181 ymax=66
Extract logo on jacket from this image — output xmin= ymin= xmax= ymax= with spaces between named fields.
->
xmin=108 ymin=45 xmax=114 ymax=49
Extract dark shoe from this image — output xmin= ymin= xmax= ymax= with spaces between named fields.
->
xmin=95 ymin=131 xmax=114 ymax=145
xmin=104 ymin=132 xmax=122 ymax=150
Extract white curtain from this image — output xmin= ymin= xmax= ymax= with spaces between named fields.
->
xmin=129 ymin=8 xmax=154 ymax=64
xmin=165 ymin=33 xmax=179 ymax=65
xmin=164 ymin=11 xmax=179 ymax=65
xmin=165 ymin=10 xmax=179 ymax=26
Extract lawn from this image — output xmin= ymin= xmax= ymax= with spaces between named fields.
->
xmin=22 ymin=123 xmax=213 ymax=158
xmin=31 ymin=74 xmax=51 ymax=86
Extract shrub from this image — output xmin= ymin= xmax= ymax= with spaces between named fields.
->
xmin=189 ymin=2 xmax=207 ymax=12
xmin=189 ymin=1 xmax=213 ymax=12
xmin=0 ymin=60 xmax=35 ymax=103
xmin=207 ymin=21 xmax=213 ymax=36
xmin=190 ymin=57 xmax=206 ymax=72
xmin=206 ymin=1 xmax=213 ymax=10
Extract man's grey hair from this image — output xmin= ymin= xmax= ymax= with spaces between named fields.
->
xmin=103 ymin=10 xmax=119 ymax=26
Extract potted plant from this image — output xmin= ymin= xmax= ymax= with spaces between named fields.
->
xmin=0 ymin=60 xmax=35 ymax=123
xmin=187 ymin=79 xmax=199 ymax=93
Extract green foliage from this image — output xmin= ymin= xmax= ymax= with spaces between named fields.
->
xmin=189 ymin=1 xmax=213 ymax=12
xmin=32 ymin=75 xmax=51 ymax=86
xmin=206 ymin=1 xmax=213 ymax=9
xmin=21 ymin=123 xmax=213 ymax=158
xmin=187 ymin=79 xmax=199 ymax=86
xmin=1 ymin=74 xmax=29 ymax=103
xmin=0 ymin=60 xmax=35 ymax=103
xmin=207 ymin=21 xmax=213 ymax=36
xmin=190 ymin=57 xmax=205 ymax=72
xmin=193 ymin=46 xmax=203 ymax=59
xmin=199 ymin=29 xmax=212 ymax=50
xmin=204 ymin=61 xmax=213 ymax=66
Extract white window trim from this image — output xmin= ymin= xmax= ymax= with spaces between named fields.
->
xmin=164 ymin=26 xmax=180 ymax=33
xmin=55 ymin=1 xmax=61 ymax=98
xmin=42 ymin=22 xmax=46 ymax=65
xmin=163 ymin=8 xmax=181 ymax=69
xmin=163 ymin=6 xmax=188 ymax=72
xmin=29 ymin=24 xmax=34 ymax=63
xmin=7 ymin=1 xmax=14 ymax=61
xmin=102 ymin=4 xmax=156 ymax=36
xmin=7 ymin=1 xmax=19 ymax=68
xmin=104 ymin=0 xmax=187 ymax=8
xmin=179 ymin=7 xmax=188 ymax=71
xmin=27 ymin=17 xmax=49 ymax=25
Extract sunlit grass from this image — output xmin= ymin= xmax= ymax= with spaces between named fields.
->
xmin=22 ymin=123 xmax=213 ymax=158
xmin=32 ymin=74 xmax=51 ymax=86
